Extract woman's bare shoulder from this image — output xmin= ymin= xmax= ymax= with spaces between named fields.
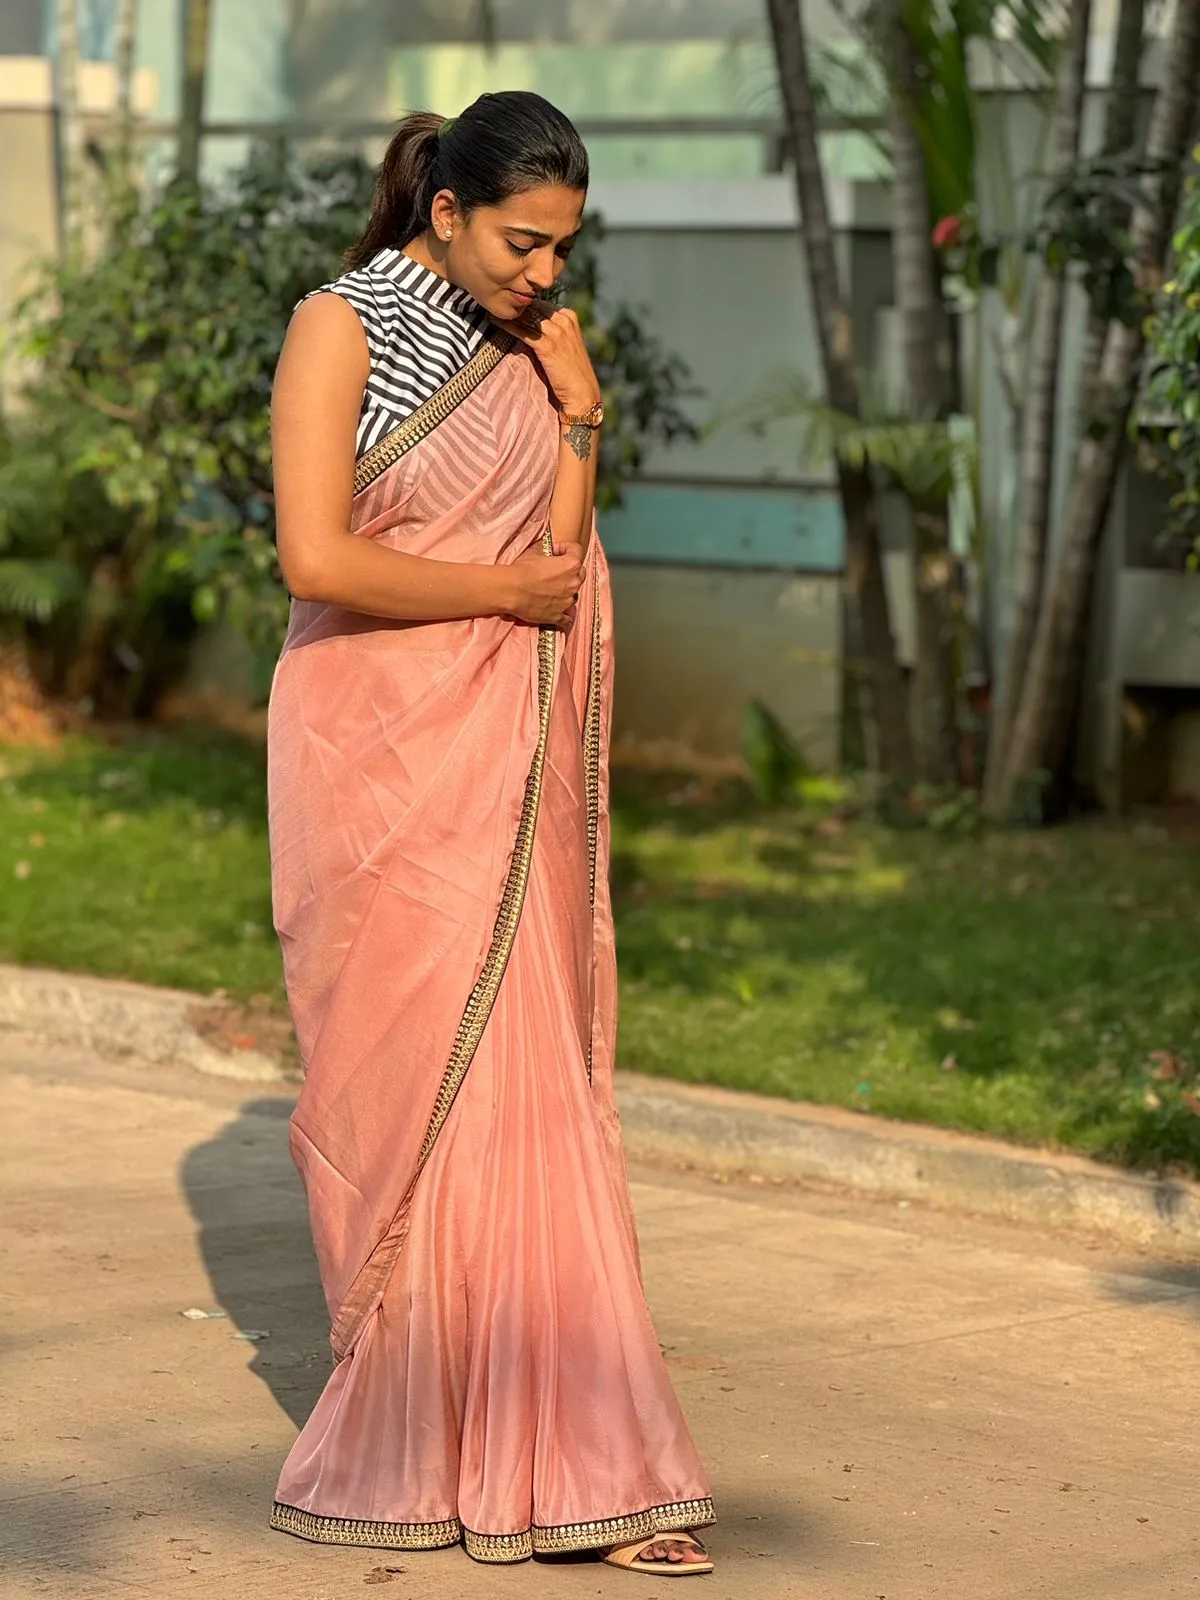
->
xmin=277 ymin=291 xmax=369 ymax=386
xmin=287 ymin=289 xmax=368 ymax=342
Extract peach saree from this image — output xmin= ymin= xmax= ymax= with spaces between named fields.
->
xmin=266 ymin=329 xmax=714 ymax=1562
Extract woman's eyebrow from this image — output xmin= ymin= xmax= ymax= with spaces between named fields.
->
xmin=505 ymin=226 xmax=581 ymax=244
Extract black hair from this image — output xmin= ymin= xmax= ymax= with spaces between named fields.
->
xmin=344 ymin=91 xmax=589 ymax=269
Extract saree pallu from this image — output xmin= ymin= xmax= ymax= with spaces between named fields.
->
xmin=266 ymin=332 xmax=714 ymax=1563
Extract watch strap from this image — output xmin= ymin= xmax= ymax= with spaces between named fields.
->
xmin=560 ymin=400 xmax=604 ymax=428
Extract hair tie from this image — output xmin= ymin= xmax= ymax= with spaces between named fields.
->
xmin=437 ymin=117 xmax=457 ymax=139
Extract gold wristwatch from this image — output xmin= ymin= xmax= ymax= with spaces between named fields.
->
xmin=560 ymin=400 xmax=605 ymax=428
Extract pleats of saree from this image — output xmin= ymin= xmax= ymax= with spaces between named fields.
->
xmin=271 ymin=543 xmax=714 ymax=1560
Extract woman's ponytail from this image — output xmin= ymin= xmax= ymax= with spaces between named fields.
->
xmin=343 ymin=111 xmax=443 ymax=269
xmin=344 ymin=94 xmax=589 ymax=272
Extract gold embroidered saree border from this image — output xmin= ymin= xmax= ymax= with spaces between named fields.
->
xmin=270 ymin=1495 xmax=717 ymax=1564
xmin=528 ymin=1495 xmax=717 ymax=1558
xmin=270 ymin=1501 xmax=461 ymax=1550
xmin=352 ymin=329 xmax=515 ymax=494
xmin=582 ymin=568 xmax=603 ymax=1085
xmin=415 ymin=556 xmax=557 ymax=1169
xmin=583 ymin=569 xmax=603 ymax=913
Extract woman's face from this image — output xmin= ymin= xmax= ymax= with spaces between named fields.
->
xmin=430 ymin=184 xmax=586 ymax=318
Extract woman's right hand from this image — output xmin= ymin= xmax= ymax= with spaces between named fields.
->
xmin=504 ymin=540 xmax=584 ymax=627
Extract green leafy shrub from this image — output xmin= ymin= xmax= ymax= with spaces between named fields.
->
xmin=1141 ymin=157 xmax=1200 ymax=557
xmin=1 ymin=148 xmax=374 ymax=715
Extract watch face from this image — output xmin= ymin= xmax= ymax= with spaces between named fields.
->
xmin=590 ymin=401 xmax=605 ymax=426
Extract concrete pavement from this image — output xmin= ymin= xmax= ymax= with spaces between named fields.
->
xmin=2 ymin=1038 xmax=1199 ymax=1599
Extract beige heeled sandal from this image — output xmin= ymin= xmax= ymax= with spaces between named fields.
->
xmin=602 ymin=1532 xmax=713 ymax=1576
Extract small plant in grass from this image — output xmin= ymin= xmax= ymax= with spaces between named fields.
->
xmin=740 ymin=699 xmax=809 ymax=806
xmin=1117 ymin=1049 xmax=1200 ymax=1174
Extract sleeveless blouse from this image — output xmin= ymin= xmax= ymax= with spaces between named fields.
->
xmin=302 ymin=247 xmax=491 ymax=458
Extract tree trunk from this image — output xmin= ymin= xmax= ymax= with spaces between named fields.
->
xmin=1043 ymin=0 xmax=1149 ymax=810
xmin=910 ymin=508 xmax=959 ymax=785
xmin=766 ymin=0 xmax=913 ymax=781
xmin=1077 ymin=0 xmax=1148 ymax=400
xmin=55 ymin=0 xmax=84 ymax=267
xmin=112 ymin=0 xmax=138 ymax=195
xmin=177 ymin=0 xmax=213 ymax=187
xmin=63 ymin=557 xmax=122 ymax=709
xmin=981 ymin=0 xmax=1093 ymax=817
xmin=886 ymin=8 xmax=959 ymax=786
xmin=991 ymin=0 xmax=1200 ymax=821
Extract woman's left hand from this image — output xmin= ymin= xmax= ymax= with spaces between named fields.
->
xmin=493 ymin=301 xmax=601 ymax=416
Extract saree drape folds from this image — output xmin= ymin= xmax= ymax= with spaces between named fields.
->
xmin=266 ymin=336 xmax=714 ymax=1562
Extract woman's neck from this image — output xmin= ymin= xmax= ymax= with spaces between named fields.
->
xmin=401 ymin=232 xmax=450 ymax=282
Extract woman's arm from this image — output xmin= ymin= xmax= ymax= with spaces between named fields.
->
xmin=271 ymin=294 xmax=582 ymax=625
xmin=493 ymin=305 xmax=602 ymax=560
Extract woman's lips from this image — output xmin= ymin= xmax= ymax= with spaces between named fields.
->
xmin=509 ymin=289 xmax=533 ymax=306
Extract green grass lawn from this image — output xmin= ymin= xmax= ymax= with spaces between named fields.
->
xmin=3 ymin=728 xmax=1200 ymax=1175
xmin=0 ymin=729 xmax=280 ymax=1003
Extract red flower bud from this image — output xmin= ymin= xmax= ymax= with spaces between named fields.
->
xmin=932 ymin=215 xmax=963 ymax=251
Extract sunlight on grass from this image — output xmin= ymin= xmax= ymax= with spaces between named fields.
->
xmin=611 ymin=770 xmax=1200 ymax=1175
xmin=3 ymin=736 xmax=1200 ymax=1174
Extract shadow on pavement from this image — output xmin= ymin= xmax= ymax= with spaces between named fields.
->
xmin=1099 ymin=1257 xmax=1200 ymax=1313
xmin=180 ymin=1095 xmax=331 ymax=1429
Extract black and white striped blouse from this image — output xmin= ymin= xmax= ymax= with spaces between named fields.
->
xmin=303 ymin=247 xmax=491 ymax=458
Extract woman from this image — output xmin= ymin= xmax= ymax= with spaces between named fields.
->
xmin=266 ymin=91 xmax=715 ymax=1575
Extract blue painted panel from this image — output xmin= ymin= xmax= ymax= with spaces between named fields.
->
xmin=599 ymin=483 xmax=845 ymax=571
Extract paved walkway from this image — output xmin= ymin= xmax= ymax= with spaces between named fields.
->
xmin=2 ymin=1040 xmax=1198 ymax=1599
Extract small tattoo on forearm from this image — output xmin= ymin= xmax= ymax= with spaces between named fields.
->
xmin=565 ymin=422 xmax=593 ymax=462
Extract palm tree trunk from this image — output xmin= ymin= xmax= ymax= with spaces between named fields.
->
xmin=981 ymin=0 xmax=1092 ymax=818
xmin=886 ymin=8 xmax=959 ymax=785
xmin=766 ymin=0 xmax=913 ymax=781
xmin=112 ymin=0 xmax=138 ymax=195
xmin=991 ymin=0 xmax=1200 ymax=820
xmin=55 ymin=0 xmax=84 ymax=267
xmin=1077 ymin=0 xmax=1148 ymax=416
xmin=177 ymin=0 xmax=213 ymax=187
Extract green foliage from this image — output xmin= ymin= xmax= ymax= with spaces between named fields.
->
xmin=1 ymin=147 xmax=375 ymax=712
xmin=1 ymin=154 xmax=696 ymax=712
xmin=1140 ymin=163 xmax=1200 ymax=554
xmin=840 ymin=0 xmax=1059 ymax=221
xmin=734 ymin=369 xmax=976 ymax=510
xmin=1030 ymin=150 xmax=1176 ymax=326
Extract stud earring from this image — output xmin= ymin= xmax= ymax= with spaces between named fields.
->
xmin=443 ymin=230 xmax=452 ymax=241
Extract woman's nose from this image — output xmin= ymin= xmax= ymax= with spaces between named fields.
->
xmin=525 ymin=250 xmax=558 ymax=293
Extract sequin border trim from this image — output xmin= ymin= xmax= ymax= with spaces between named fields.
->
xmin=583 ymin=566 xmax=603 ymax=914
xmin=352 ymin=330 xmax=514 ymax=494
xmin=581 ymin=564 xmax=603 ymax=1084
xmin=463 ymin=1526 xmax=534 ymax=1562
xmin=270 ymin=1496 xmax=716 ymax=1562
xmin=270 ymin=1501 xmax=461 ymax=1550
xmin=531 ymin=1496 xmax=717 ymax=1557
xmin=414 ymin=536 xmax=556 ymax=1171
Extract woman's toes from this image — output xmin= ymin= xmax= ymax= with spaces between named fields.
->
xmin=629 ymin=1534 xmax=709 ymax=1565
